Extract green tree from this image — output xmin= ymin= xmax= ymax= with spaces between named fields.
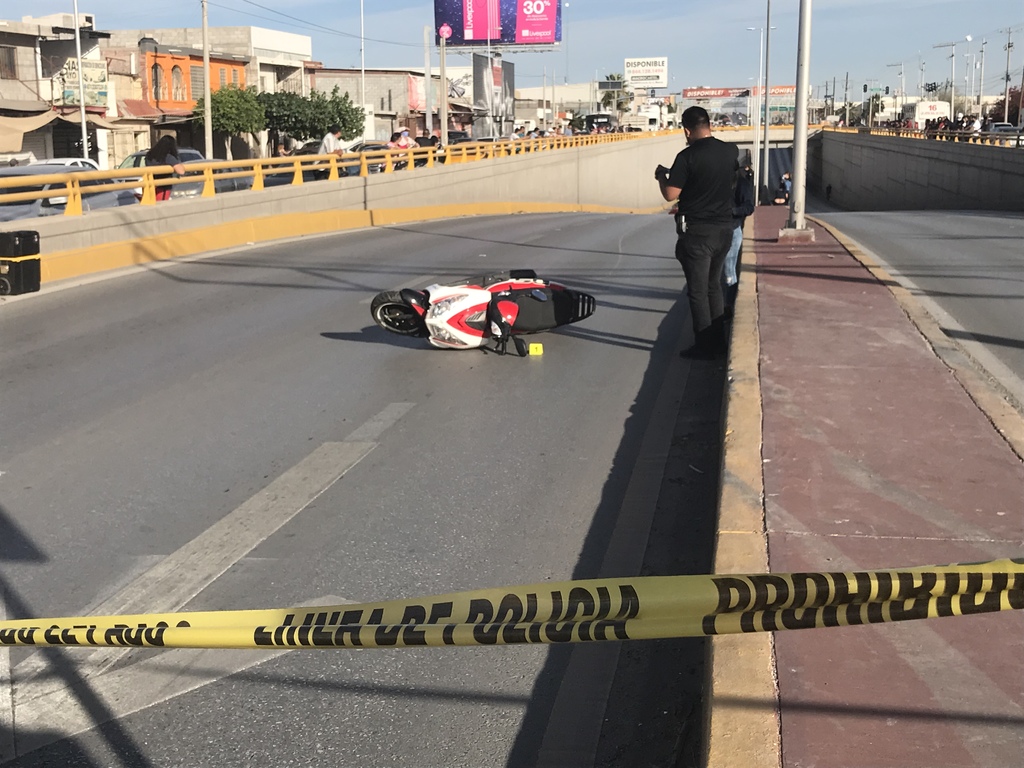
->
xmin=988 ymin=86 xmax=1021 ymax=126
xmin=306 ymin=87 xmax=364 ymax=141
xmin=195 ymin=85 xmax=266 ymax=159
xmin=258 ymin=90 xmax=313 ymax=144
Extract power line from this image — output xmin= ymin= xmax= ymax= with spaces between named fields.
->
xmin=204 ymin=0 xmax=420 ymax=48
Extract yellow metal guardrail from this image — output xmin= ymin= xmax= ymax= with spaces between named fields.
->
xmin=0 ymin=130 xmax=673 ymax=219
xmin=823 ymin=124 xmax=1024 ymax=147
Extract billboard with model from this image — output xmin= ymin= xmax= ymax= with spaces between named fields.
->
xmin=434 ymin=0 xmax=562 ymax=46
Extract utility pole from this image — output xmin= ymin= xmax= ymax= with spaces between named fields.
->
xmin=978 ymin=38 xmax=986 ymax=109
xmin=201 ymin=0 xmax=213 ymax=158
xmin=1003 ymin=29 xmax=1014 ymax=122
xmin=844 ymin=71 xmax=849 ymax=126
xmin=423 ymin=26 xmax=432 ymax=136
xmin=72 ymin=0 xmax=88 ymax=160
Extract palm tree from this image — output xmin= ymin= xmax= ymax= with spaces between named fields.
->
xmin=599 ymin=74 xmax=631 ymax=115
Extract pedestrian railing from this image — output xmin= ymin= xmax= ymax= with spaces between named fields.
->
xmin=823 ymin=124 xmax=1024 ymax=148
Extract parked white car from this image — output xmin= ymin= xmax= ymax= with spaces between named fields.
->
xmin=28 ymin=157 xmax=102 ymax=171
xmin=0 ymin=165 xmax=136 ymax=222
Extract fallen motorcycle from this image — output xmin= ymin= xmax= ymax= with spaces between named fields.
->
xmin=370 ymin=270 xmax=596 ymax=356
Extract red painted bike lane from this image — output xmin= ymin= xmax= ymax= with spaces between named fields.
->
xmin=752 ymin=206 xmax=1024 ymax=768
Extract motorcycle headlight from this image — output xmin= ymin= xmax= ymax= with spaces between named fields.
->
xmin=427 ymin=294 xmax=469 ymax=319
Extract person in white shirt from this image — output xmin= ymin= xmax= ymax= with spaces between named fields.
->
xmin=318 ymin=124 xmax=344 ymax=156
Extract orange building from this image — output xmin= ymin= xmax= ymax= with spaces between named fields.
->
xmin=138 ymin=38 xmax=249 ymax=111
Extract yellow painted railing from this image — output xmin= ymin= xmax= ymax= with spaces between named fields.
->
xmin=0 ymin=130 xmax=677 ymax=219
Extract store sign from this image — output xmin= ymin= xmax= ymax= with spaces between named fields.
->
xmin=52 ymin=58 xmax=108 ymax=107
xmin=624 ymin=58 xmax=668 ymax=89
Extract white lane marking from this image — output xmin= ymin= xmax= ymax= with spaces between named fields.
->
xmin=359 ymin=275 xmax=435 ymax=303
xmin=344 ymin=402 xmax=413 ymax=442
xmin=0 ymin=593 xmax=14 ymax=763
xmin=15 ymin=556 xmax=165 ymax=686
xmin=41 ymin=441 xmax=374 ymax=688
xmin=14 ymin=595 xmax=351 ymax=758
xmin=17 ymin=403 xmax=411 ymax=695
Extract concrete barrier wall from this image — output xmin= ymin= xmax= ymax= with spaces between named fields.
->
xmin=0 ymin=129 xmax=793 ymax=285
xmin=812 ymin=130 xmax=1024 ymax=211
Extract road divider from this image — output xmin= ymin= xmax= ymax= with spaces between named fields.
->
xmin=2 ymin=558 xmax=1021 ymax=649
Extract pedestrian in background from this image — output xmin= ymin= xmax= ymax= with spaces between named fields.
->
xmin=722 ymin=154 xmax=756 ymax=317
xmin=656 ymin=105 xmax=739 ymax=359
xmin=145 ymin=135 xmax=186 ymax=202
xmin=318 ymin=124 xmax=345 ymax=157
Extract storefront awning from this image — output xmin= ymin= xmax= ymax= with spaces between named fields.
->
xmin=0 ymin=111 xmax=58 ymax=153
xmin=57 ymin=113 xmax=124 ymax=131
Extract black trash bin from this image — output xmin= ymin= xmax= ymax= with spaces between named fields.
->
xmin=0 ymin=230 xmax=41 ymax=295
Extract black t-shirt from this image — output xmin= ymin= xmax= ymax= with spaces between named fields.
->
xmin=666 ymin=137 xmax=739 ymax=226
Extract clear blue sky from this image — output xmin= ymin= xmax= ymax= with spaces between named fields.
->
xmin=62 ymin=0 xmax=1024 ymax=98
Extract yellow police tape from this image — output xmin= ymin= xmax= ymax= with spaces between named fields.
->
xmin=1 ymin=558 xmax=1021 ymax=650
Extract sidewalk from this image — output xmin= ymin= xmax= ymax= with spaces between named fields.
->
xmin=709 ymin=205 xmax=1024 ymax=768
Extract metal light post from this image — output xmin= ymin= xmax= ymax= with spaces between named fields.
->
xmin=71 ymin=0 xmax=89 ymax=160
xmin=747 ymin=26 xmax=764 ymax=206
xmin=785 ymin=0 xmax=812 ymax=234
xmin=760 ymin=0 xmax=773 ymax=204
xmin=887 ymin=62 xmax=904 ymax=117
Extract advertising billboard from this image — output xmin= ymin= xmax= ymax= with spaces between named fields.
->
xmin=472 ymin=53 xmax=515 ymax=137
xmin=434 ymin=0 xmax=562 ymax=46
xmin=624 ymin=58 xmax=668 ymax=90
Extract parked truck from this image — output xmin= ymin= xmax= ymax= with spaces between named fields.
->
xmin=901 ymin=101 xmax=951 ymax=129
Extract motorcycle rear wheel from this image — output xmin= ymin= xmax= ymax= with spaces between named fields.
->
xmin=370 ymin=291 xmax=427 ymax=336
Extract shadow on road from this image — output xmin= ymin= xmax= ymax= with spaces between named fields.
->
xmin=505 ymin=297 xmax=726 ymax=767
xmin=0 ymin=506 xmax=153 ymax=768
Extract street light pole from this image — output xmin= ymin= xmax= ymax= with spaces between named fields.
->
xmin=760 ymin=0 xmax=772 ymax=205
xmin=785 ymin=0 xmax=812 ymax=234
xmin=747 ymin=26 xmax=764 ymax=207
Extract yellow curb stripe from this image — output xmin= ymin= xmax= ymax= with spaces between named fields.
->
xmin=703 ymin=217 xmax=782 ymax=768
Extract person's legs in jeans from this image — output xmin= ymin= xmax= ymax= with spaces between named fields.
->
xmin=676 ymin=224 xmax=732 ymax=355
xmin=721 ymin=223 xmax=743 ymax=304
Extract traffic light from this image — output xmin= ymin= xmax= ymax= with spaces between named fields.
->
xmin=884 ymin=86 xmax=890 ymax=95
xmin=863 ymin=83 xmax=867 ymax=93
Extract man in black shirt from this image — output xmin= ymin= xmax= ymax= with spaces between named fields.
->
xmin=656 ymin=106 xmax=739 ymax=358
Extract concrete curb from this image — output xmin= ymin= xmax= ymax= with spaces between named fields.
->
xmin=807 ymin=215 xmax=1024 ymax=463
xmin=702 ymin=217 xmax=781 ymax=768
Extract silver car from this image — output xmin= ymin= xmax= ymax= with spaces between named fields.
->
xmin=0 ymin=165 xmax=137 ymax=222
xmin=117 ymin=149 xmax=253 ymax=198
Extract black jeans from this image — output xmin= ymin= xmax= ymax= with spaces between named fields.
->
xmin=674 ymin=222 xmax=734 ymax=333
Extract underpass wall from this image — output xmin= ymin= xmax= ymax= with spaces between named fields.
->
xmin=815 ymin=130 xmax=1024 ymax=211
xmin=2 ymin=134 xmax=696 ymax=285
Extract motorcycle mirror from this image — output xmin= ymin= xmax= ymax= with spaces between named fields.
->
xmin=530 ymin=289 xmax=549 ymax=302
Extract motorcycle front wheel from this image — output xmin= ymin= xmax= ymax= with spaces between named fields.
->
xmin=370 ymin=291 xmax=428 ymax=336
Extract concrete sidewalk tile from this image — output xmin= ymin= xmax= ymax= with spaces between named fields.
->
xmin=750 ymin=206 xmax=1024 ymax=767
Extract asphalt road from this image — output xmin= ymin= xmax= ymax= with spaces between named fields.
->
xmin=814 ymin=209 xmax=1024 ymax=409
xmin=0 ymin=213 xmax=725 ymax=767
